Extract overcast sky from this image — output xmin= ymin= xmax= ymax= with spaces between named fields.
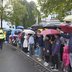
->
xmin=3 ymin=0 xmax=37 ymax=5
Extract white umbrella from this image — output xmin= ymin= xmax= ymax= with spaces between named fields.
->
xmin=64 ymin=15 xmax=72 ymax=21
xmin=23 ymin=29 xmax=35 ymax=34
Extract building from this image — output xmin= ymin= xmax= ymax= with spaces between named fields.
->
xmin=0 ymin=20 xmax=15 ymax=29
xmin=39 ymin=14 xmax=61 ymax=26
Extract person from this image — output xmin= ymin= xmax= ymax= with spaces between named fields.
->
xmin=60 ymin=37 xmax=65 ymax=62
xmin=52 ymin=34 xmax=61 ymax=71
xmin=6 ymin=30 xmax=11 ymax=43
xmin=22 ymin=35 xmax=28 ymax=53
xmin=28 ymin=34 xmax=34 ymax=56
xmin=44 ymin=35 xmax=52 ymax=63
xmin=59 ymin=33 xmax=72 ymax=71
xmin=62 ymin=39 xmax=70 ymax=72
xmin=21 ymin=32 xmax=25 ymax=48
xmin=58 ymin=26 xmax=72 ymax=71
xmin=0 ymin=29 xmax=5 ymax=50
xmin=35 ymin=30 xmax=44 ymax=59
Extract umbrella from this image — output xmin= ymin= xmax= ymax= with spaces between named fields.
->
xmin=11 ymin=29 xmax=22 ymax=35
xmin=31 ymin=24 xmax=42 ymax=31
xmin=17 ymin=26 xmax=24 ymax=29
xmin=64 ymin=15 xmax=72 ymax=21
xmin=41 ymin=29 xmax=60 ymax=36
xmin=60 ymin=23 xmax=72 ymax=33
xmin=23 ymin=29 xmax=35 ymax=34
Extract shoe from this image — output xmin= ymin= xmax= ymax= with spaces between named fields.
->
xmin=52 ymin=68 xmax=59 ymax=71
xmin=44 ymin=62 xmax=49 ymax=66
xmin=37 ymin=58 xmax=42 ymax=61
xmin=50 ymin=66 xmax=54 ymax=69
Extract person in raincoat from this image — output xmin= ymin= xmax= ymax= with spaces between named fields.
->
xmin=57 ymin=22 xmax=72 ymax=71
xmin=0 ymin=29 xmax=5 ymax=50
xmin=57 ymin=32 xmax=72 ymax=71
xmin=62 ymin=40 xmax=70 ymax=72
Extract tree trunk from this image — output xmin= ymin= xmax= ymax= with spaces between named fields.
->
xmin=0 ymin=0 xmax=3 ymax=29
xmin=1 ymin=13 xmax=3 ymax=28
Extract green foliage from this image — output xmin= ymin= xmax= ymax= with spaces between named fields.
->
xmin=38 ymin=0 xmax=72 ymax=20
xmin=7 ymin=0 xmax=27 ymax=26
xmin=21 ymin=0 xmax=41 ymax=28
xmin=0 ymin=0 xmax=41 ymax=27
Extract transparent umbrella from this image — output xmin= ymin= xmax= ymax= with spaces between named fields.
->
xmin=23 ymin=29 xmax=35 ymax=34
xmin=64 ymin=15 xmax=72 ymax=21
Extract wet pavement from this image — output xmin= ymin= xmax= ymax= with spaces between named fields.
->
xmin=0 ymin=44 xmax=39 ymax=72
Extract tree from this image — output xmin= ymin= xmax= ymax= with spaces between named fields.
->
xmin=21 ymin=0 xmax=41 ymax=28
xmin=0 ymin=0 xmax=27 ymax=27
xmin=0 ymin=0 xmax=41 ymax=28
xmin=8 ymin=0 xmax=27 ymax=26
xmin=38 ymin=0 xmax=72 ymax=20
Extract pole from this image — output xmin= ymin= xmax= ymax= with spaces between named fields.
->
xmin=0 ymin=0 xmax=3 ymax=29
xmin=1 ymin=10 xmax=3 ymax=28
xmin=35 ymin=16 xmax=38 ymax=25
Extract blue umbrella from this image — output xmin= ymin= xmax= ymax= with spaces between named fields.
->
xmin=17 ymin=26 xmax=24 ymax=29
xmin=11 ymin=29 xmax=22 ymax=38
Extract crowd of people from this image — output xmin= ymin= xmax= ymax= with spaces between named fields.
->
xmin=4 ymin=21 xmax=72 ymax=72
xmin=19 ymin=29 xmax=72 ymax=72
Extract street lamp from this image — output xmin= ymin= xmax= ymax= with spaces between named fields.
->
xmin=0 ymin=0 xmax=3 ymax=28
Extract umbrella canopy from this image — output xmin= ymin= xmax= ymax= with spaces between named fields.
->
xmin=64 ymin=15 xmax=72 ymax=21
xmin=11 ymin=29 xmax=22 ymax=35
xmin=41 ymin=29 xmax=60 ymax=36
xmin=60 ymin=23 xmax=72 ymax=33
xmin=31 ymin=24 xmax=42 ymax=31
xmin=17 ymin=26 xmax=24 ymax=29
xmin=23 ymin=29 xmax=35 ymax=34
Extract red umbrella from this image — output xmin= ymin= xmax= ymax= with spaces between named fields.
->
xmin=60 ymin=23 xmax=72 ymax=33
xmin=41 ymin=29 xmax=60 ymax=36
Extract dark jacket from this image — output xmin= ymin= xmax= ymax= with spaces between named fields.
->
xmin=44 ymin=40 xmax=52 ymax=55
xmin=36 ymin=36 xmax=44 ymax=47
xmin=52 ymin=37 xmax=61 ymax=55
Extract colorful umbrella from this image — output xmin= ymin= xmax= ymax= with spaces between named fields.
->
xmin=41 ymin=29 xmax=60 ymax=36
xmin=60 ymin=23 xmax=72 ymax=33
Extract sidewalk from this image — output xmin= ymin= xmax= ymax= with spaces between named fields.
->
xmin=8 ymin=43 xmax=61 ymax=72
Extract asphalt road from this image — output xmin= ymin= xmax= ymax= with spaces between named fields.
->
xmin=0 ymin=44 xmax=39 ymax=72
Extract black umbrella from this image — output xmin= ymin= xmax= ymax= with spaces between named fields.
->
xmin=31 ymin=24 xmax=42 ymax=31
